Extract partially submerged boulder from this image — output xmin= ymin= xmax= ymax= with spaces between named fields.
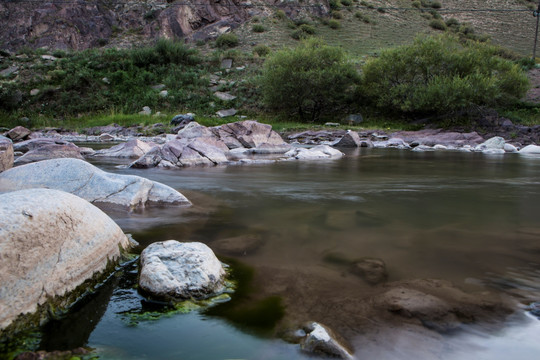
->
xmin=0 ymin=158 xmax=191 ymax=209
xmin=286 ymin=145 xmax=344 ymax=160
xmin=212 ymin=120 xmax=287 ymax=149
xmin=0 ymin=135 xmax=14 ymax=172
xmin=300 ymin=322 xmax=354 ymax=359
xmin=14 ymin=141 xmax=84 ymax=165
xmin=519 ymin=144 xmax=540 ymax=155
xmin=334 ymin=131 xmax=363 ymax=147
xmin=139 ymin=241 xmax=226 ymax=301
xmin=0 ymin=189 xmax=131 ymax=336
xmin=92 ymin=139 xmax=156 ymax=159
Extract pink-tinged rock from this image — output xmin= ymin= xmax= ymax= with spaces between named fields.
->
xmin=0 ymin=136 xmax=14 ymax=172
xmin=6 ymin=126 xmax=31 ymax=142
xmin=92 ymin=139 xmax=156 ymax=158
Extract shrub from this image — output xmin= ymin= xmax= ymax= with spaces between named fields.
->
xmin=361 ymin=35 xmax=530 ymax=116
xmin=341 ymin=0 xmax=352 ymax=6
xmin=355 ymin=11 xmax=373 ymax=23
xmin=252 ymin=24 xmax=265 ymax=33
xmin=329 ymin=19 xmax=341 ymax=29
xmin=275 ymin=10 xmax=287 ymax=20
xmin=412 ymin=1 xmax=421 ymax=8
xmin=445 ymin=18 xmax=460 ymax=27
xmin=291 ymin=24 xmax=317 ymax=40
xmin=253 ymin=44 xmax=271 ymax=57
xmin=216 ymin=33 xmax=239 ymax=48
xmin=429 ymin=19 xmax=447 ymax=31
xmin=332 ymin=11 xmax=343 ymax=19
xmin=260 ymin=38 xmax=359 ymax=121
xmin=329 ymin=0 xmax=342 ymax=10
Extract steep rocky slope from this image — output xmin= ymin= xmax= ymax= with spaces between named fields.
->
xmin=0 ymin=0 xmax=329 ymax=51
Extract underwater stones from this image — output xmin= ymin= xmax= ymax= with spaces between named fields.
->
xmin=0 ymin=158 xmax=191 ymax=209
xmin=299 ymin=322 xmax=354 ymax=359
xmin=139 ymin=241 xmax=226 ymax=301
xmin=350 ymin=257 xmax=388 ymax=285
xmin=0 ymin=189 xmax=131 ymax=334
xmin=210 ymin=234 xmax=264 ymax=256
xmin=0 ymin=135 xmax=14 ymax=172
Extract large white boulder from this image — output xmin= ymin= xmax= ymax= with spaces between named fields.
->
xmin=139 ymin=241 xmax=226 ymax=301
xmin=286 ymin=145 xmax=344 ymax=160
xmin=0 ymin=189 xmax=131 ymax=333
xmin=519 ymin=144 xmax=540 ymax=155
xmin=0 ymin=158 xmax=191 ymax=209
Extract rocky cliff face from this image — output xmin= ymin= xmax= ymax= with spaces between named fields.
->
xmin=0 ymin=0 xmax=329 ymax=51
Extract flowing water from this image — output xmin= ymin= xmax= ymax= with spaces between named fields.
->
xmin=13 ymin=148 xmax=540 ymax=359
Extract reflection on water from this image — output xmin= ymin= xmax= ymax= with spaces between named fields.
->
xmin=35 ymin=149 xmax=540 ymax=358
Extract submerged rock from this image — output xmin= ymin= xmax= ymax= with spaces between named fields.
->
xmin=0 ymin=189 xmax=131 ymax=335
xmin=350 ymin=257 xmax=388 ymax=285
xmin=139 ymin=241 xmax=226 ymax=301
xmin=300 ymin=322 xmax=354 ymax=359
xmin=0 ymin=158 xmax=191 ymax=209
xmin=210 ymin=234 xmax=264 ymax=256
xmin=0 ymin=135 xmax=14 ymax=172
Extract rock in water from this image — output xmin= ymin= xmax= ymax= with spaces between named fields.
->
xmin=92 ymin=139 xmax=156 ymax=158
xmin=6 ymin=126 xmax=31 ymax=142
xmin=0 ymin=158 xmax=191 ymax=209
xmin=0 ymin=135 xmax=14 ymax=172
xmin=350 ymin=257 xmax=388 ymax=285
xmin=0 ymin=189 xmax=131 ymax=335
xmin=139 ymin=241 xmax=226 ymax=301
xmin=14 ymin=142 xmax=84 ymax=165
xmin=519 ymin=144 xmax=540 ymax=155
xmin=334 ymin=131 xmax=363 ymax=147
xmin=300 ymin=322 xmax=354 ymax=359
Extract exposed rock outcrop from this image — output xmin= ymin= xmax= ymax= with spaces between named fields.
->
xmin=139 ymin=240 xmax=226 ymax=301
xmin=0 ymin=136 xmax=14 ymax=172
xmin=0 ymin=188 xmax=131 ymax=335
xmin=0 ymin=158 xmax=190 ymax=209
xmin=300 ymin=322 xmax=354 ymax=359
xmin=0 ymin=0 xmax=329 ymax=51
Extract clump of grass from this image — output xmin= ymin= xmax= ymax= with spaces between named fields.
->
xmin=216 ymin=33 xmax=239 ymax=48
xmin=253 ymin=44 xmax=271 ymax=57
xmin=291 ymin=24 xmax=317 ymax=40
xmin=274 ymin=10 xmax=287 ymax=20
xmin=252 ymin=24 xmax=265 ymax=33
xmin=328 ymin=19 xmax=341 ymax=29
xmin=429 ymin=19 xmax=447 ymax=31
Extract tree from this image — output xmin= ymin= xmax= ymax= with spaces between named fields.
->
xmin=361 ymin=35 xmax=529 ymax=117
xmin=260 ymin=38 xmax=359 ymax=122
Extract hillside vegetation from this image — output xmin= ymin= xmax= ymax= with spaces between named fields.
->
xmin=0 ymin=0 xmax=539 ymax=130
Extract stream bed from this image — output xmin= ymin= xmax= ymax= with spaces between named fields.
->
xmin=10 ymin=148 xmax=540 ymax=359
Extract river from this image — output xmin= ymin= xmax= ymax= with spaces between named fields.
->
xmin=20 ymin=148 xmax=540 ymax=359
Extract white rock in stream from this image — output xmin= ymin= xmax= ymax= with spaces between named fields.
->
xmin=139 ymin=241 xmax=226 ymax=301
xmin=519 ymin=144 xmax=540 ymax=155
xmin=0 ymin=158 xmax=191 ymax=209
xmin=286 ymin=145 xmax=344 ymax=160
xmin=300 ymin=322 xmax=354 ymax=359
xmin=0 ymin=189 xmax=131 ymax=332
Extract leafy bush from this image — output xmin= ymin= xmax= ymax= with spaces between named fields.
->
xmin=216 ymin=33 xmax=239 ymax=48
xmin=429 ymin=19 xmax=447 ymax=31
xmin=329 ymin=0 xmax=342 ymax=10
xmin=361 ymin=35 xmax=530 ymax=116
xmin=260 ymin=38 xmax=359 ymax=121
xmin=253 ymin=44 xmax=271 ymax=57
xmin=332 ymin=11 xmax=343 ymax=19
xmin=291 ymin=24 xmax=317 ymax=40
xmin=341 ymin=0 xmax=352 ymax=6
xmin=275 ymin=10 xmax=287 ymax=20
xmin=329 ymin=19 xmax=341 ymax=29
xmin=252 ymin=24 xmax=265 ymax=33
